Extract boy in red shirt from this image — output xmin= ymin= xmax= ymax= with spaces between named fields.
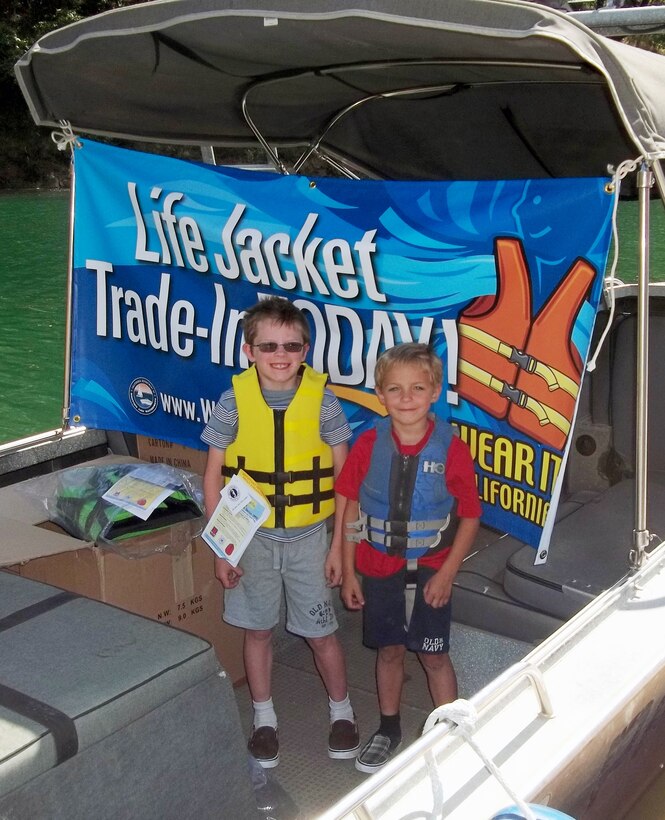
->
xmin=336 ymin=342 xmax=481 ymax=773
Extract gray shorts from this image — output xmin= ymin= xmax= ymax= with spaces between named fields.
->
xmin=222 ymin=525 xmax=339 ymax=638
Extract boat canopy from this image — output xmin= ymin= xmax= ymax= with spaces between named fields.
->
xmin=14 ymin=0 xmax=665 ymax=182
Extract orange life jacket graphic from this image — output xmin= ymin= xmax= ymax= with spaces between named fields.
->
xmin=508 ymin=258 xmax=595 ymax=449
xmin=457 ymin=237 xmax=597 ymax=451
xmin=457 ymin=238 xmax=532 ymax=416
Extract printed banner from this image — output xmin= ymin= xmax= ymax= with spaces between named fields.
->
xmin=71 ymin=139 xmax=614 ymax=551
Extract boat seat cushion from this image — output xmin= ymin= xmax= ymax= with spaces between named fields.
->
xmin=505 ymin=477 xmax=665 ymax=619
xmin=0 ymin=572 xmax=255 ymax=817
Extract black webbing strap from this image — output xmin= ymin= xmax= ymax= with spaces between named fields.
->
xmin=0 ymin=683 xmax=79 ymax=764
xmin=0 ymin=589 xmax=80 ymax=763
xmin=0 ymin=591 xmax=77 ymax=633
xmin=269 ymin=488 xmax=335 ymax=508
xmin=221 ymin=465 xmax=334 ymax=483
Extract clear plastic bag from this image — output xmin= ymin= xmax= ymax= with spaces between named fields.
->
xmin=18 ymin=462 xmax=205 ymax=558
xmin=247 ymin=754 xmax=301 ymax=820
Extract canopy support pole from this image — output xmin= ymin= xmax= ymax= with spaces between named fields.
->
xmin=631 ymin=163 xmax=654 ymax=570
xmin=61 ymin=157 xmax=77 ymax=433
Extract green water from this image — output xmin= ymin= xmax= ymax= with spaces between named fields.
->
xmin=1 ymin=189 xmax=664 ymax=445
xmin=615 ymin=198 xmax=665 ymax=282
xmin=0 ymin=190 xmax=69 ymax=443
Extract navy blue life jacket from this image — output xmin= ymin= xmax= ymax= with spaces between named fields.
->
xmin=355 ymin=416 xmax=456 ymax=559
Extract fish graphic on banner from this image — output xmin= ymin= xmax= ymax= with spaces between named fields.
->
xmin=70 ymin=139 xmax=614 ymax=551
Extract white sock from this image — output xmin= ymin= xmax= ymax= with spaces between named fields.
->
xmin=253 ymin=698 xmax=278 ymax=729
xmin=329 ymin=694 xmax=354 ymax=723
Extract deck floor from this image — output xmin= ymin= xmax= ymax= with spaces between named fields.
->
xmin=233 ymin=604 xmax=532 ymax=818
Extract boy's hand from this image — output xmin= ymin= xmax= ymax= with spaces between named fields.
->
xmin=215 ymin=556 xmax=243 ymax=589
xmin=341 ymin=575 xmax=365 ymax=610
xmin=325 ymin=549 xmax=343 ymax=587
xmin=423 ymin=518 xmax=479 ymax=608
xmin=423 ymin=569 xmax=454 ymax=609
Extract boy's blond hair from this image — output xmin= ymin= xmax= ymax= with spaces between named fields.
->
xmin=242 ymin=296 xmax=311 ymax=346
xmin=374 ymin=343 xmax=443 ymax=389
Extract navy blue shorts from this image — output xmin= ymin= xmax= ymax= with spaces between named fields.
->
xmin=361 ymin=566 xmax=452 ymax=654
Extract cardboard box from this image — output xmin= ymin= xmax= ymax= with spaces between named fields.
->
xmin=10 ymin=527 xmax=245 ymax=686
xmin=136 ymin=436 xmax=208 ymax=476
xmin=0 ymin=455 xmax=244 ymax=685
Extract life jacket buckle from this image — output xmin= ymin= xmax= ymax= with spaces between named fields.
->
xmin=273 ymin=470 xmax=295 ymax=484
xmin=384 ymin=520 xmax=408 ymax=536
xmin=345 ymin=516 xmax=367 ymax=544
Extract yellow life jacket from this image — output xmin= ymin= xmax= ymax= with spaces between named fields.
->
xmin=223 ymin=364 xmax=335 ymax=528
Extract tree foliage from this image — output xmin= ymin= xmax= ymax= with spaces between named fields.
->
xmin=1 ymin=1 xmax=142 ymax=186
xmin=1 ymin=1 xmax=138 ymax=81
xmin=1 ymin=0 xmax=664 ymax=187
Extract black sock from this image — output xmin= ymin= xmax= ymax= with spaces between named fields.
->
xmin=379 ymin=713 xmax=402 ymax=744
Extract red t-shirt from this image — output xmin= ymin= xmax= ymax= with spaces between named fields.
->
xmin=336 ymin=420 xmax=481 ymax=577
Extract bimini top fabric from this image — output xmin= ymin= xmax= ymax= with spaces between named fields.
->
xmin=14 ymin=0 xmax=665 ymax=180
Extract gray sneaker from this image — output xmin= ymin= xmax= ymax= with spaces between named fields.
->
xmin=354 ymin=731 xmax=401 ymax=774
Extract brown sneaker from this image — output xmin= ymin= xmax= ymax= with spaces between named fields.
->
xmin=248 ymin=725 xmax=279 ymax=768
xmin=328 ymin=717 xmax=360 ymax=759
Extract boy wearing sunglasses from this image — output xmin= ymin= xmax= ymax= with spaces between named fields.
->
xmin=201 ymin=296 xmax=359 ymax=768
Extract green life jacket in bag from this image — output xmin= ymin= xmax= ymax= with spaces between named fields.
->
xmin=52 ymin=463 xmax=204 ymax=544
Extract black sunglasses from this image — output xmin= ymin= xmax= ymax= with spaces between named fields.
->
xmin=251 ymin=342 xmax=306 ymax=353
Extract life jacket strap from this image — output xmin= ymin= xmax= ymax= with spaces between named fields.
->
xmin=346 ymin=512 xmax=451 ymax=557
xmin=458 ymin=323 xmax=579 ymax=399
xmin=268 ymin=489 xmax=335 ymax=509
xmin=354 ymin=512 xmax=451 ymax=535
xmin=457 ymin=359 xmax=571 ymax=436
xmin=222 ymin=466 xmax=334 ymax=483
xmin=405 ymin=558 xmax=419 ymax=588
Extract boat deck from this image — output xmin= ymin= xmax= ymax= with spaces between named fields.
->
xmin=233 ymin=603 xmax=532 ymax=818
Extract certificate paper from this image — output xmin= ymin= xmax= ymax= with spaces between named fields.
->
xmin=202 ymin=470 xmax=271 ymax=566
xmin=102 ymin=466 xmax=177 ymax=520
